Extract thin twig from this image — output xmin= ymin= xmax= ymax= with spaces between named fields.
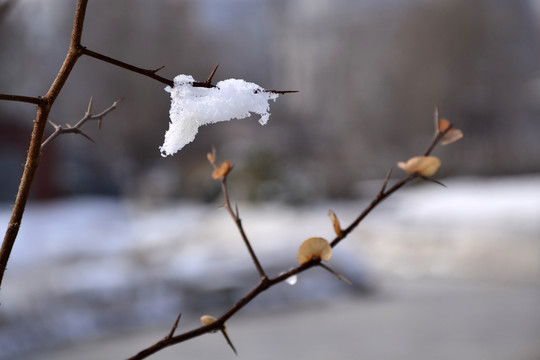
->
xmin=220 ymin=176 xmax=267 ymax=279
xmin=40 ymin=98 xmax=121 ymax=151
xmin=81 ymin=50 xmax=298 ymax=94
xmin=80 ymin=47 xmax=174 ymax=87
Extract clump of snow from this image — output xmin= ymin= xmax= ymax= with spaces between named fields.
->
xmin=160 ymin=75 xmax=279 ymax=156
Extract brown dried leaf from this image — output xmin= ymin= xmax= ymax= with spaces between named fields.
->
xmin=438 ymin=118 xmax=463 ymax=145
xmin=297 ymin=237 xmax=332 ymax=265
xmin=441 ymin=128 xmax=463 ymax=145
xmin=207 ymin=152 xmax=215 ymax=165
xmin=328 ymin=210 xmax=343 ymax=237
xmin=212 ymin=160 xmax=231 ymax=179
xmin=397 ymin=156 xmax=441 ymax=177
xmin=438 ymin=118 xmax=451 ymax=132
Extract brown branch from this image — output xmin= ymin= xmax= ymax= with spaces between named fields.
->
xmin=81 ymin=50 xmax=298 ymax=94
xmin=331 ymin=122 xmax=450 ymax=248
xmin=0 ymin=0 xmax=88 ymax=290
xmin=80 ymin=47 xmax=174 ymax=87
xmin=0 ymin=94 xmax=44 ymax=105
xmin=127 ymin=124 xmax=452 ymax=360
xmin=40 ymin=97 xmax=121 ymax=151
xmin=220 ymin=171 xmax=267 ymax=279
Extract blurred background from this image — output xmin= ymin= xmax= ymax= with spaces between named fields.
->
xmin=1 ymin=0 xmax=539 ymax=359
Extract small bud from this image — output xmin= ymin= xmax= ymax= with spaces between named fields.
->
xmin=297 ymin=237 xmax=332 ymax=265
xmin=212 ymin=160 xmax=232 ymax=179
xmin=397 ymin=156 xmax=441 ymax=177
xmin=200 ymin=315 xmax=217 ymax=326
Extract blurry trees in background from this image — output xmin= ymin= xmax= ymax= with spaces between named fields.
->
xmin=1 ymin=0 xmax=539 ymax=203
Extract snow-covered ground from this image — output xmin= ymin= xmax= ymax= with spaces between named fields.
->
xmin=0 ymin=175 xmax=539 ymax=359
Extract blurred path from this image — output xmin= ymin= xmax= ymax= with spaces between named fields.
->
xmin=31 ymin=278 xmax=540 ymax=360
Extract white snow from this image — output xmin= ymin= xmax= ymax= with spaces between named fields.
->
xmin=160 ymin=75 xmax=279 ymax=156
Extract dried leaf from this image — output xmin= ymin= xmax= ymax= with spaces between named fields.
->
xmin=441 ymin=128 xmax=463 ymax=145
xmin=438 ymin=118 xmax=451 ymax=132
xmin=397 ymin=156 xmax=441 ymax=177
xmin=212 ymin=160 xmax=231 ymax=179
xmin=200 ymin=315 xmax=217 ymax=326
xmin=438 ymin=118 xmax=463 ymax=145
xmin=207 ymin=152 xmax=215 ymax=164
xmin=328 ymin=210 xmax=343 ymax=237
xmin=297 ymin=237 xmax=332 ymax=265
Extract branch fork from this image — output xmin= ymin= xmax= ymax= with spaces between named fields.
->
xmin=41 ymin=97 xmax=121 ymax=151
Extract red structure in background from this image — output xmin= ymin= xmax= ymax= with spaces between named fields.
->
xmin=0 ymin=118 xmax=59 ymax=201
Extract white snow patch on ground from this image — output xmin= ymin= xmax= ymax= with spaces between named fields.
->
xmin=0 ymin=175 xmax=539 ymax=359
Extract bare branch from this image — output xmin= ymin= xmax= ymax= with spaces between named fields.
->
xmin=81 ymin=50 xmax=298 ymax=94
xmin=0 ymin=94 xmax=44 ymax=105
xmin=40 ymin=98 xmax=121 ymax=151
xmin=80 ymin=47 xmax=174 ymax=87
xmin=220 ymin=175 xmax=267 ymax=279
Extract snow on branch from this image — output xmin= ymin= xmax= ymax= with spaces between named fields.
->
xmin=160 ymin=75 xmax=280 ymax=156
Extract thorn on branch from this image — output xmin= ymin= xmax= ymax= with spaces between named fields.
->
xmin=319 ymin=263 xmax=352 ymax=286
xmin=419 ymin=175 xmax=447 ymax=188
xmin=265 ymin=89 xmax=299 ymax=94
xmin=40 ymin=98 xmax=120 ymax=151
xmin=379 ymin=167 xmax=393 ymax=195
xmin=166 ymin=313 xmax=182 ymax=340
xmin=206 ymin=64 xmax=220 ymax=85
xmin=221 ymin=328 xmax=238 ymax=355
xmin=151 ymin=65 xmax=166 ymax=74
xmin=75 ymin=128 xmax=95 ymax=143
xmin=86 ymin=96 xmax=93 ymax=116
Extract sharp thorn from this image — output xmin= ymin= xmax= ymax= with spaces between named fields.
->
xmin=167 ymin=313 xmax=182 ymax=339
xmin=420 ymin=176 xmax=447 ymax=188
xmin=79 ymin=131 xmax=95 ymax=143
xmin=151 ymin=65 xmax=166 ymax=74
xmin=206 ymin=64 xmax=220 ymax=84
xmin=319 ymin=263 xmax=352 ymax=286
xmin=221 ymin=328 xmax=237 ymax=355
xmin=87 ymin=96 xmax=93 ymax=115
xmin=380 ymin=167 xmax=393 ymax=194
